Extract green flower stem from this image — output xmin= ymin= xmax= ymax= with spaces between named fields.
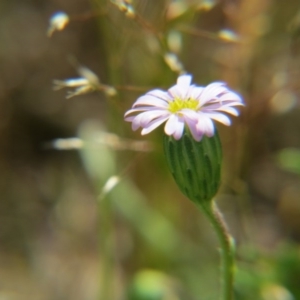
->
xmin=199 ymin=201 xmax=235 ymax=300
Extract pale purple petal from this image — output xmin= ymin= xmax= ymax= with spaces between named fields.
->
xmin=219 ymin=91 xmax=243 ymax=103
xmin=214 ymin=106 xmax=239 ymax=116
xmin=177 ymin=74 xmax=192 ymax=88
xmin=204 ymin=100 xmax=244 ymax=107
xmin=221 ymin=101 xmax=244 ymax=107
xmin=140 ymin=110 xmax=170 ymax=127
xmin=168 ymin=74 xmax=192 ymax=99
xmin=200 ymin=102 xmax=223 ymax=110
xmin=205 ymin=112 xmax=231 ymax=126
xmin=196 ymin=112 xmax=215 ymax=137
xmin=125 ymin=107 xmax=166 ymax=118
xmin=133 ymin=95 xmax=169 ymax=108
xmin=131 ymin=110 xmax=170 ymax=130
xmin=180 ymin=109 xmax=201 ymax=122
xmin=125 ymin=115 xmax=135 ymax=122
xmin=131 ymin=113 xmax=145 ymax=130
xmin=185 ymin=117 xmax=203 ymax=141
xmin=163 ymin=114 xmax=185 ymax=139
xmin=147 ymin=89 xmax=172 ymax=101
xmin=168 ymin=85 xmax=182 ymax=99
xmin=201 ymin=104 xmax=240 ymax=116
xmin=141 ymin=116 xmax=170 ymax=135
xmin=199 ymin=82 xmax=228 ymax=106
xmin=188 ymin=86 xmax=204 ymax=100
xmin=172 ymin=121 xmax=184 ymax=139
xmin=131 ymin=112 xmax=153 ymax=130
xmin=164 ymin=114 xmax=180 ymax=135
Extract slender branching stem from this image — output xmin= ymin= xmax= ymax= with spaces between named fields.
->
xmin=200 ymin=201 xmax=235 ymax=300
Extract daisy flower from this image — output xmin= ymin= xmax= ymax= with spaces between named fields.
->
xmin=124 ymin=74 xmax=243 ymax=141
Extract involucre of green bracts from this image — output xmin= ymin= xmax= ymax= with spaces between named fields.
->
xmin=163 ymin=128 xmax=222 ymax=204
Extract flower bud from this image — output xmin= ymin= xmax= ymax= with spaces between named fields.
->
xmin=163 ymin=129 xmax=222 ymax=205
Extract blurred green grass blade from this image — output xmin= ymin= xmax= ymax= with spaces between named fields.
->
xmin=110 ymin=178 xmax=180 ymax=255
xmin=78 ymin=121 xmax=181 ymax=255
xmin=78 ymin=121 xmax=117 ymax=299
xmin=78 ymin=121 xmax=117 ymax=182
xmin=127 ymin=269 xmax=178 ymax=300
xmin=276 ymin=148 xmax=300 ymax=175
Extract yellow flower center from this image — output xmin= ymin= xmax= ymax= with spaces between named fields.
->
xmin=168 ymin=98 xmax=199 ymax=113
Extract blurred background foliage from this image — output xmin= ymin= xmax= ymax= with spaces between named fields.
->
xmin=0 ymin=0 xmax=300 ymax=299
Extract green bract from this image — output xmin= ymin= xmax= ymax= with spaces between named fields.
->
xmin=163 ymin=129 xmax=222 ymax=204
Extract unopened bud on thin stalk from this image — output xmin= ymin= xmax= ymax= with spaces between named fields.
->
xmin=47 ymin=11 xmax=69 ymax=37
xmin=53 ymin=66 xmax=117 ymax=99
